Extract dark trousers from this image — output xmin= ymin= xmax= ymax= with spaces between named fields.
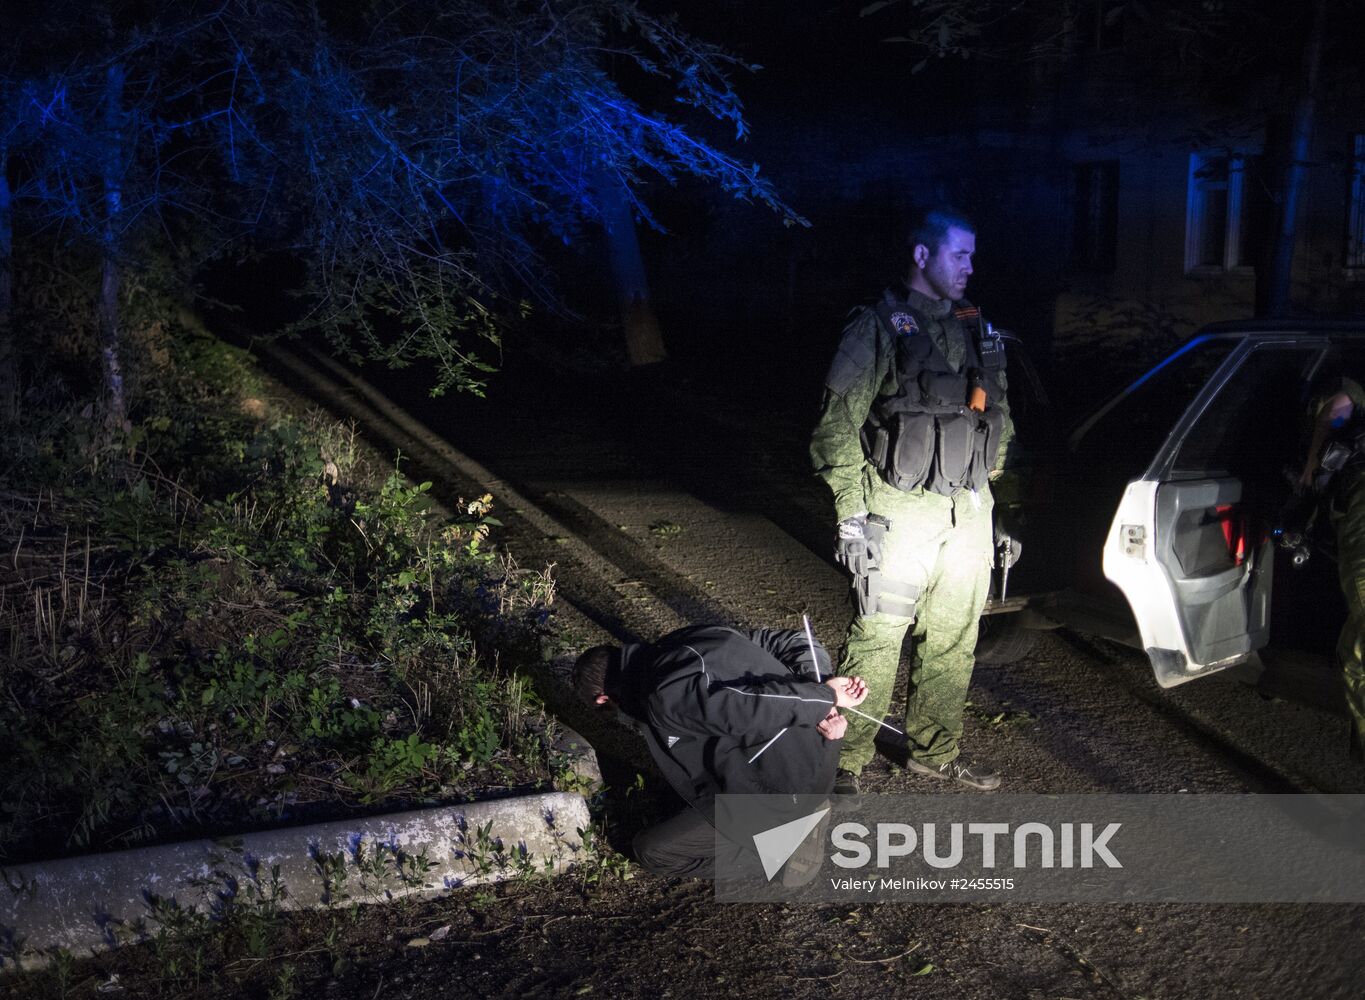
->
xmin=632 ymin=807 xmax=747 ymax=879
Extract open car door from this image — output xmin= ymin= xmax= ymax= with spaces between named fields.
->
xmin=1102 ymin=338 xmax=1328 ymax=687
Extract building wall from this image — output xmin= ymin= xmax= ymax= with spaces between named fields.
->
xmin=640 ymin=98 xmax=1365 ymax=382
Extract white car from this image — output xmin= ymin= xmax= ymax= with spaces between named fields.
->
xmin=991 ymin=322 xmax=1359 ymax=702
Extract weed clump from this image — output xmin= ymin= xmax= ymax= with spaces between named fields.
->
xmin=0 ymin=325 xmax=558 ymax=863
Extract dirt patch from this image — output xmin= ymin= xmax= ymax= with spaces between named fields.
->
xmin=10 ymin=869 xmax=1361 ymax=1000
xmin=22 ymin=337 xmax=1355 ymax=999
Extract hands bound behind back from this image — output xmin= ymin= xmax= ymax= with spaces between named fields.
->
xmin=825 ymin=675 xmax=867 ymax=708
xmin=817 ymin=706 xmax=847 ymax=741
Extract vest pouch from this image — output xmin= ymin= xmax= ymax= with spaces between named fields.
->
xmin=965 ymin=408 xmax=1006 ymax=489
xmin=929 ymin=410 xmax=977 ymax=493
xmin=919 ymin=372 xmax=967 ymax=407
xmin=887 ymin=412 xmax=936 ymax=490
xmin=862 ymin=424 xmax=889 ymax=470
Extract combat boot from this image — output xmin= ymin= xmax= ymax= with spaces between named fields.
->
xmin=833 ymin=769 xmax=860 ymax=795
xmin=904 ymin=754 xmax=1001 ymax=791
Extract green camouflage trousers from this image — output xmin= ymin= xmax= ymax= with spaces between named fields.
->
xmin=837 ymin=477 xmax=994 ymax=773
xmin=1332 ymin=478 xmax=1365 ymax=752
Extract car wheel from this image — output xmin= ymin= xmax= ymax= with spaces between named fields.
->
xmin=975 ymin=613 xmax=1038 ymax=665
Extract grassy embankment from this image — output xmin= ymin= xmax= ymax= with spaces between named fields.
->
xmin=0 ymin=317 xmax=568 ymax=868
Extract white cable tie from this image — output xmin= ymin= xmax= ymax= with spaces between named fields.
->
xmin=802 ymin=613 xmax=821 ymax=682
xmin=748 ymin=727 xmax=789 ymax=764
xmin=844 ymin=706 xmax=904 ymax=735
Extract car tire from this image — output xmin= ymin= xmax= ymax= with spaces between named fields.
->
xmin=975 ymin=614 xmax=1038 ymax=665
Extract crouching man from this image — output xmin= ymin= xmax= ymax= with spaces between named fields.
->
xmin=573 ymin=624 xmax=869 ymax=878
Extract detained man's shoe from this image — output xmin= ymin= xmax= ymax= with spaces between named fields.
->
xmin=904 ymin=755 xmax=1001 ymax=791
xmin=780 ymin=800 xmax=832 ymax=888
xmin=833 ymin=769 xmax=860 ymax=795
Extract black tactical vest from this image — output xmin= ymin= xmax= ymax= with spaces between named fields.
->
xmin=860 ymin=290 xmax=1006 ymax=496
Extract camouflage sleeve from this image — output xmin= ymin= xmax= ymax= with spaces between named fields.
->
xmin=1309 ymin=376 xmax=1364 ymax=432
xmin=810 ymin=309 xmax=888 ymax=522
xmin=1302 ymin=377 xmax=1362 ymax=487
xmin=1327 ymin=376 xmax=1365 ymax=418
xmin=992 ymin=364 xmax=1015 ymax=473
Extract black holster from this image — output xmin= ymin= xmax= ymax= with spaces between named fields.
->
xmin=847 ymin=516 xmax=918 ymax=617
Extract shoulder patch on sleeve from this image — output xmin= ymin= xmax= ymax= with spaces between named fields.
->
xmin=888 ymin=311 xmax=917 ymax=336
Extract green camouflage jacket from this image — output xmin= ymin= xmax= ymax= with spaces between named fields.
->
xmin=810 ymin=288 xmax=1013 ymax=522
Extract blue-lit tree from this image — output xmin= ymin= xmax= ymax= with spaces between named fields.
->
xmin=0 ymin=78 xmax=21 ymax=418
xmin=1 ymin=1 xmax=801 ymax=408
xmin=218 ymin=0 xmax=804 ymax=391
xmin=1 ymin=3 xmax=243 ymax=428
xmin=0 ymin=31 xmax=66 ymax=421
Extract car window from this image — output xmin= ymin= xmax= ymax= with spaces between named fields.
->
xmin=1070 ymin=336 xmax=1237 ymax=477
xmin=1167 ymin=344 xmax=1322 ymax=484
xmin=1320 ymin=340 xmax=1365 ymax=391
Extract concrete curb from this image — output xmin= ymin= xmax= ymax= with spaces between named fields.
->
xmin=1 ymin=791 xmax=591 ymax=972
xmin=0 ymin=338 xmax=616 ymax=973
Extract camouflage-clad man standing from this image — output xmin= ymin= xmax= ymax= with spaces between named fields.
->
xmin=810 ymin=207 xmax=1013 ymax=793
xmin=1299 ymin=376 xmax=1365 ymax=764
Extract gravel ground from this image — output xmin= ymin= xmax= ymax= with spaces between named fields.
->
xmin=285 ymin=346 xmax=1362 ymax=999
xmin=15 ymin=341 xmax=1360 ymax=1000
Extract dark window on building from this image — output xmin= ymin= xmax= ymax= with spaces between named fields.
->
xmin=1348 ymin=134 xmax=1365 ymax=275
xmin=1185 ymin=152 xmax=1266 ymax=273
xmin=1070 ymin=160 xmax=1119 ymax=272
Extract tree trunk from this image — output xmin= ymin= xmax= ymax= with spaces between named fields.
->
xmin=98 ymin=62 xmax=127 ymax=429
xmin=596 ymin=171 xmax=666 ymax=367
xmin=1264 ymin=0 xmax=1326 ymax=317
xmin=0 ymin=142 xmax=13 ymax=422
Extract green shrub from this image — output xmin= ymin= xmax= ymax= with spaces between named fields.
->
xmin=0 ymin=319 xmax=557 ymax=861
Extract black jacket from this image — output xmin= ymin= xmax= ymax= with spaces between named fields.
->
xmin=608 ymin=625 xmax=841 ymax=813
